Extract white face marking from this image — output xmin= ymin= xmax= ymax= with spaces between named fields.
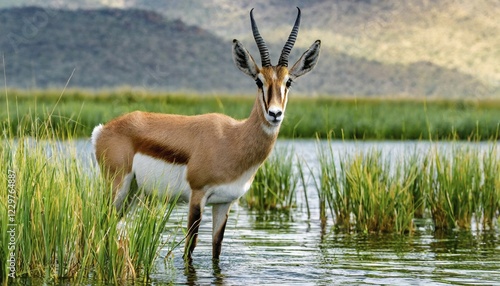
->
xmin=257 ymin=73 xmax=265 ymax=85
xmin=272 ymin=72 xmax=278 ymax=80
xmin=280 ymin=85 xmax=286 ymax=100
xmin=132 ymin=153 xmax=191 ymax=201
xmin=281 ymin=75 xmax=289 ymax=99
xmin=261 ymin=122 xmax=280 ymax=136
xmin=204 ymin=165 xmax=260 ymax=204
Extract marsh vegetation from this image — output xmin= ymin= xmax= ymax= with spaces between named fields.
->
xmin=1 ymin=91 xmax=499 ymax=284
xmin=2 ymin=89 xmax=500 ymax=140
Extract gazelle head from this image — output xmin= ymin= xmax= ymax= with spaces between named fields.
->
xmin=233 ymin=7 xmax=321 ymax=130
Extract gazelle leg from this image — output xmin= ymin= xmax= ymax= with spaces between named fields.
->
xmin=184 ymin=190 xmax=206 ymax=261
xmin=212 ymin=202 xmax=232 ymax=260
xmin=113 ymin=172 xmax=134 ymax=213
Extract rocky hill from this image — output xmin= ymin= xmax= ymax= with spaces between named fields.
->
xmin=0 ymin=4 xmax=497 ymax=96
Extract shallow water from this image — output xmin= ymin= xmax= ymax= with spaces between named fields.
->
xmin=152 ymin=203 xmax=499 ymax=285
xmin=22 ymin=139 xmax=500 ymax=285
xmin=142 ymin=140 xmax=500 ymax=285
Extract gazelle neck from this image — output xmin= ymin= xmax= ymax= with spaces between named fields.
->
xmin=234 ymin=95 xmax=280 ymax=166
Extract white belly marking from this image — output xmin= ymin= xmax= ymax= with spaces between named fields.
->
xmin=205 ymin=165 xmax=260 ymax=204
xmin=132 ymin=153 xmax=260 ymax=205
xmin=132 ymin=153 xmax=191 ymax=201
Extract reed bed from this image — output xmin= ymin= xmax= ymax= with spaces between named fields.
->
xmin=318 ymin=145 xmax=416 ymax=233
xmin=0 ymin=110 xmax=179 ymax=284
xmin=428 ymin=145 xmax=500 ymax=230
xmin=317 ymin=138 xmax=500 ymax=233
xmin=244 ymin=147 xmax=298 ymax=213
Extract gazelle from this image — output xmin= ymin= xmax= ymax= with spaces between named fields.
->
xmin=91 ymin=7 xmax=320 ymax=261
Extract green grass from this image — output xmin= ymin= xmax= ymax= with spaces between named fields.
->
xmin=244 ymin=147 xmax=298 ymax=213
xmin=0 ymin=104 xmax=180 ymax=284
xmin=2 ymin=89 xmax=500 ymax=140
xmin=318 ymin=145 xmax=416 ymax=233
xmin=428 ymin=145 xmax=500 ymax=230
xmin=316 ymin=137 xmax=500 ymax=233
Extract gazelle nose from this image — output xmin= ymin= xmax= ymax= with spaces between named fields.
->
xmin=268 ymin=110 xmax=283 ymax=119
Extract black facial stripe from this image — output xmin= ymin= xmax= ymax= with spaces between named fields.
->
xmin=255 ymin=78 xmax=263 ymax=89
xmin=256 ymin=78 xmax=268 ymax=111
xmin=262 ymin=90 xmax=268 ymax=111
xmin=267 ymin=86 xmax=273 ymax=108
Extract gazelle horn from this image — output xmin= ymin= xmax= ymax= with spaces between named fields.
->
xmin=278 ymin=7 xmax=301 ymax=67
xmin=250 ymin=8 xmax=271 ymax=67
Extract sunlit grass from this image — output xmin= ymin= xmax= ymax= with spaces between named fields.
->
xmin=316 ymin=137 xmax=500 ymax=233
xmin=428 ymin=145 xmax=500 ymax=230
xmin=244 ymin=147 xmax=298 ymax=213
xmin=318 ymin=144 xmax=415 ymax=234
xmin=0 ymin=99 xmax=179 ymax=284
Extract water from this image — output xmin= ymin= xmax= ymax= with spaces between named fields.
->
xmin=152 ymin=204 xmax=499 ymax=285
xmin=132 ymin=140 xmax=500 ymax=285
xmin=39 ymin=140 xmax=500 ymax=284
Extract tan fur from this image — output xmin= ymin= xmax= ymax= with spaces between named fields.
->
xmin=93 ymin=8 xmax=320 ymax=262
xmin=94 ymin=95 xmax=277 ymax=192
xmin=93 ymin=77 xmax=285 ymax=262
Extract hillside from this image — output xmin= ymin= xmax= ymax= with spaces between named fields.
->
xmin=132 ymin=0 xmax=500 ymax=94
xmin=0 ymin=7 xmax=243 ymax=92
xmin=0 ymin=5 xmax=496 ymax=96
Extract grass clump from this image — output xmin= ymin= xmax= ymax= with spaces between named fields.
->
xmin=428 ymin=145 xmax=500 ymax=230
xmin=317 ymin=138 xmax=500 ymax=233
xmin=480 ymin=145 xmax=500 ymax=228
xmin=244 ymin=147 xmax=298 ymax=213
xmin=0 ymin=98 xmax=179 ymax=284
xmin=318 ymin=141 xmax=416 ymax=234
xmin=429 ymin=147 xmax=480 ymax=230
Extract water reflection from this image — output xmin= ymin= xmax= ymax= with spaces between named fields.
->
xmin=183 ymin=263 xmax=198 ymax=285
xmin=182 ymin=258 xmax=226 ymax=285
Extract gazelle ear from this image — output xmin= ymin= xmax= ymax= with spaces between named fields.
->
xmin=232 ymin=39 xmax=259 ymax=79
xmin=289 ymin=40 xmax=321 ymax=80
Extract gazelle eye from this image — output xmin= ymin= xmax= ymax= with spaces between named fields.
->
xmin=286 ymin=78 xmax=292 ymax=88
xmin=255 ymin=78 xmax=264 ymax=89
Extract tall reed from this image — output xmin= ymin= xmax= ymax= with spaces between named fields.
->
xmin=341 ymin=151 xmax=415 ymax=233
xmin=318 ymin=138 xmax=500 ymax=233
xmin=427 ymin=144 xmax=499 ymax=230
xmin=404 ymin=151 xmax=429 ymax=219
xmin=318 ymin=139 xmax=415 ymax=233
xmin=0 ymin=105 xmax=179 ymax=284
xmin=317 ymin=140 xmax=342 ymax=228
xmin=429 ymin=147 xmax=478 ymax=230
xmin=480 ymin=145 xmax=500 ymax=229
xmin=244 ymin=147 xmax=298 ymax=213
